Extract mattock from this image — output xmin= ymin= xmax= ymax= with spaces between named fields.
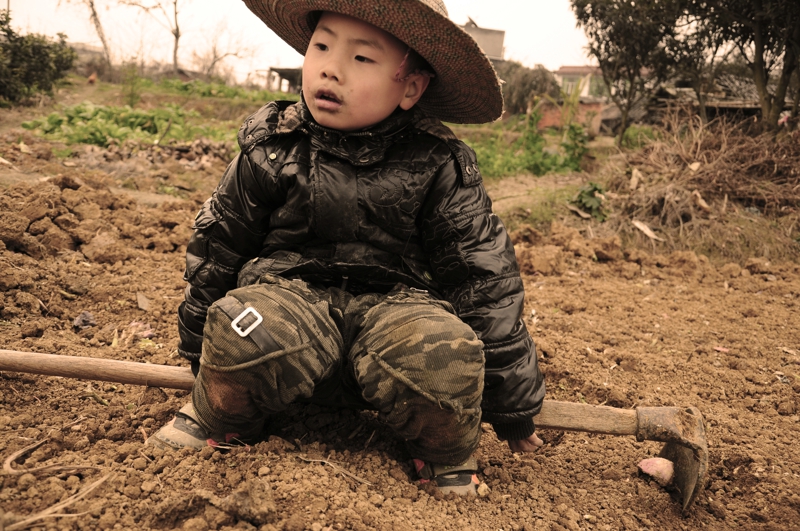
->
xmin=534 ymin=400 xmax=708 ymax=513
xmin=0 ymin=349 xmax=708 ymax=512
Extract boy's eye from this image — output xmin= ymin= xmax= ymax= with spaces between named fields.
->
xmin=314 ymin=43 xmax=328 ymax=51
xmin=354 ymin=55 xmax=373 ymax=63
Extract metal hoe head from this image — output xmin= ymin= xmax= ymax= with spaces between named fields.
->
xmin=636 ymin=406 xmax=709 ymax=513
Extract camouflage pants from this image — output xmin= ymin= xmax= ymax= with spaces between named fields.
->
xmin=192 ymin=273 xmax=485 ymax=464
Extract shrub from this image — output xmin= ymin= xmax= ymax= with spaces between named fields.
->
xmin=571 ymin=181 xmax=608 ymax=221
xmin=465 ymin=110 xmax=587 ymax=179
xmin=0 ymin=12 xmax=76 ymax=104
xmin=493 ymin=61 xmax=560 ymax=115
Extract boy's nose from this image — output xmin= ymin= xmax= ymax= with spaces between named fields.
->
xmin=320 ymin=57 xmax=342 ymax=82
xmin=321 ymin=67 xmax=340 ymax=82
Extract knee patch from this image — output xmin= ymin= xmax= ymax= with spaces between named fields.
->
xmin=199 ymin=282 xmax=343 ymax=410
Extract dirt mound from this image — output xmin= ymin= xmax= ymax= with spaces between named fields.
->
xmin=1 ymin=187 xmax=800 ymax=530
xmin=0 ymin=178 xmax=194 ymax=261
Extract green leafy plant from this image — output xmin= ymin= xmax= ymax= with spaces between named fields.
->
xmin=466 ymin=108 xmax=580 ymax=178
xmin=571 ymin=181 xmax=608 ymax=221
xmin=562 ymin=123 xmax=589 ymax=170
xmin=622 ymin=124 xmax=658 ymax=149
xmin=22 ymin=102 xmax=234 ymax=147
xmin=121 ymin=63 xmax=146 ymax=108
xmin=0 ymin=11 xmax=76 ymax=104
xmin=159 ymin=78 xmax=299 ymax=103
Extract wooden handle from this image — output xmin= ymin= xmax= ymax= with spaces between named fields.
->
xmin=0 ymin=349 xmax=195 ymax=390
xmin=0 ymin=349 xmax=641 ymax=436
xmin=533 ymin=400 xmax=638 ymax=436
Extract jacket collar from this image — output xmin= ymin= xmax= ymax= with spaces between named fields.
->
xmin=276 ymin=100 xmax=420 ymax=165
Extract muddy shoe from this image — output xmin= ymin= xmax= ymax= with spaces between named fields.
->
xmin=148 ymin=403 xmax=239 ymax=451
xmin=413 ymin=456 xmax=479 ymax=496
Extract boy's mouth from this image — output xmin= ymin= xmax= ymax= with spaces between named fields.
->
xmin=314 ymin=88 xmax=342 ymax=110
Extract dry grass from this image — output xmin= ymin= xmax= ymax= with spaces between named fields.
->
xmin=596 ymin=111 xmax=800 ymax=264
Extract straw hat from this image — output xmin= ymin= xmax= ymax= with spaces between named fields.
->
xmin=242 ymin=0 xmax=504 ymax=124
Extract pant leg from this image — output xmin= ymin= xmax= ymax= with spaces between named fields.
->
xmin=192 ymin=274 xmax=344 ymax=436
xmin=349 ymin=289 xmax=485 ymax=465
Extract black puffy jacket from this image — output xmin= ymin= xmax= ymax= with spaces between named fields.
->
xmin=178 ymin=100 xmax=545 ymax=440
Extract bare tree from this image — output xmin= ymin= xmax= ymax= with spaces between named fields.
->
xmin=60 ymin=0 xmax=113 ymax=73
xmin=120 ymin=0 xmax=190 ymax=75
xmin=192 ymin=21 xmax=253 ymax=81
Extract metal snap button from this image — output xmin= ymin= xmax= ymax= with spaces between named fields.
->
xmin=269 ymin=153 xmax=277 ymax=161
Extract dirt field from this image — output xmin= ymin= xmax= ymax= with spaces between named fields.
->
xmin=1 ymin=117 xmax=800 ymax=531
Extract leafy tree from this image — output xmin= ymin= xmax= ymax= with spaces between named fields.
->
xmin=688 ymin=0 xmax=800 ymax=131
xmin=667 ymin=5 xmax=735 ymax=124
xmin=0 ymin=12 xmax=76 ymax=104
xmin=571 ymin=0 xmax=680 ymax=145
xmin=494 ymin=61 xmax=560 ymax=115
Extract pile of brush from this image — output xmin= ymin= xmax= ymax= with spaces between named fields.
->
xmin=599 ymin=112 xmax=800 ymax=261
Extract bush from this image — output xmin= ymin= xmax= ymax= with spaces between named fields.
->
xmin=622 ymin=124 xmax=658 ymax=149
xmin=465 ymin=110 xmax=586 ymax=178
xmin=0 ymin=11 xmax=76 ymax=104
xmin=493 ymin=61 xmax=560 ymax=115
xmin=21 ymin=102 xmax=233 ymax=147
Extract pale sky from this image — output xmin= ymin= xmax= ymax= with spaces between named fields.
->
xmin=8 ymin=0 xmax=592 ymax=82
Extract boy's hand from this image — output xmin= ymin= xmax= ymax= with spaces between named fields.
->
xmin=507 ymin=433 xmax=544 ymax=453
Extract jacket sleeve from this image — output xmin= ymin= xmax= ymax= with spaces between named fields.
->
xmin=420 ymin=142 xmax=545 ymax=441
xmin=177 ymin=152 xmax=278 ymax=361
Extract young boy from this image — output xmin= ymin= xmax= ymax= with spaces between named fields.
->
xmin=151 ymin=0 xmax=546 ymax=495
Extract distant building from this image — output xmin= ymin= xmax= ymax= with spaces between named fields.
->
xmin=553 ymin=66 xmax=607 ymax=98
xmin=267 ymin=67 xmax=303 ymax=93
xmin=461 ymin=18 xmax=505 ymax=62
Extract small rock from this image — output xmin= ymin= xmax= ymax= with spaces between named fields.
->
xmin=257 ymin=466 xmax=271 ymax=477
xmin=601 ymin=468 xmax=624 ymax=481
xmin=477 ymin=482 xmax=491 ymax=497
xmin=17 ymin=473 xmax=36 ymax=489
xmin=708 ymin=499 xmax=727 ymax=519
xmin=132 ymin=457 xmax=148 ymax=470
xmin=73 ymin=311 xmax=97 ymax=330
xmin=141 ymin=480 xmax=158 ymax=493
xmin=122 ymin=485 xmax=141 ymax=499
xmin=217 ymin=479 xmax=276 ymax=525
xmin=606 ymin=388 xmax=629 ymax=408
xmin=182 ymin=517 xmax=210 ymax=531
xmin=284 ymin=514 xmax=305 ymax=531
xmin=368 ymin=493 xmax=384 ymax=506
xmin=20 ymin=320 xmax=46 ymax=338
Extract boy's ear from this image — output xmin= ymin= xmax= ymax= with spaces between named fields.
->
xmin=399 ymin=74 xmax=431 ymax=111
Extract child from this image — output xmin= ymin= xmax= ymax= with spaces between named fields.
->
xmin=151 ymin=0 xmax=546 ymax=495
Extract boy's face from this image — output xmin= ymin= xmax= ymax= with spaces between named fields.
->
xmin=302 ymin=12 xmax=429 ymax=131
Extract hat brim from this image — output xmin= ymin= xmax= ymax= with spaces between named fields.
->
xmin=242 ymin=0 xmax=504 ymax=124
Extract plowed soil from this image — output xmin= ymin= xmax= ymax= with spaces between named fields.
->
xmin=1 ymin=125 xmax=799 ymax=531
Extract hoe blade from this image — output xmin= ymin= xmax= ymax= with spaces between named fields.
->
xmin=636 ymin=406 xmax=709 ymax=513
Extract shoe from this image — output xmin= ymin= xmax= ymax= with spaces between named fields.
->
xmin=413 ymin=456 xmax=479 ymax=496
xmin=147 ymin=403 xmax=241 ymax=451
